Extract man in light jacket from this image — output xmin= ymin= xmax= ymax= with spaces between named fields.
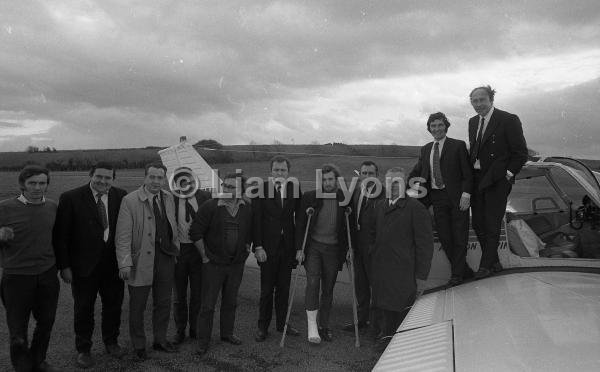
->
xmin=115 ymin=163 xmax=179 ymax=360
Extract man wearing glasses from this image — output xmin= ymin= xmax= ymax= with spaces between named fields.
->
xmin=190 ymin=172 xmax=254 ymax=356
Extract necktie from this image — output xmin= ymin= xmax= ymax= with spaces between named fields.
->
xmin=472 ymin=116 xmax=485 ymax=161
xmin=184 ymin=198 xmax=195 ymax=223
xmin=433 ymin=142 xmax=444 ymax=188
xmin=356 ymin=188 xmax=365 ymax=226
xmin=153 ymin=195 xmax=162 ymax=220
xmin=276 ymin=184 xmax=283 ymax=208
xmin=96 ymin=194 xmax=108 ymax=230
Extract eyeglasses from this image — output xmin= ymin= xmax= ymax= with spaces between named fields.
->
xmin=221 ymin=184 xmax=237 ymax=189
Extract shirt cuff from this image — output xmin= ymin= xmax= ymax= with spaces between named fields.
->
xmin=461 ymin=192 xmax=471 ymax=198
xmin=506 ymin=170 xmax=514 ymax=178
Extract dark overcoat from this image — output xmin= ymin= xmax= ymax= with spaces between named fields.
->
xmin=369 ymin=197 xmax=434 ymax=312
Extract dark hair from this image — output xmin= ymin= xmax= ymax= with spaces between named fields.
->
xmin=469 ymin=85 xmax=496 ymax=102
xmin=144 ymin=162 xmax=167 ymax=176
xmin=222 ymin=171 xmax=247 ymax=192
xmin=270 ymin=155 xmax=291 ymax=171
xmin=360 ymin=160 xmax=378 ymax=174
xmin=426 ymin=112 xmax=451 ymax=133
xmin=321 ymin=163 xmax=341 ymax=178
xmin=18 ymin=165 xmax=50 ymax=187
xmin=89 ymin=162 xmax=116 ymax=179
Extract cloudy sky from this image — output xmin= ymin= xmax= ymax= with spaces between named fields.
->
xmin=1 ymin=0 xmax=599 ymax=157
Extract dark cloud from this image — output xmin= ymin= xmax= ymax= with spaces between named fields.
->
xmin=0 ymin=1 xmax=599 ymax=153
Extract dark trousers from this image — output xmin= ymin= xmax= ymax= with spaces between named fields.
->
xmin=471 ymin=174 xmax=512 ymax=269
xmin=174 ymin=243 xmax=202 ymax=337
xmin=374 ymin=308 xmax=410 ymax=337
xmin=197 ymin=262 xmax=244 ymax=348
xmin=304 ymin=240 xmax=340 ymax=329
xmin=353 ymin=233 xmax=372 ymax=324
xmin=430 ymin=189 xmax=470 ymax=278
xmin=1 ymin=266 xmax=59 ymax=371
xmin=258 ymin=241 xmax=293 ymax=331
xmin=72 ymin=259 xmax=124 ymax=353
xmin=128 ymin=250 xmax=175 ymax=350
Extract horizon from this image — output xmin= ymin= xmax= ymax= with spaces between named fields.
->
xmin=1 ymin=2 xmax=599 ymax=157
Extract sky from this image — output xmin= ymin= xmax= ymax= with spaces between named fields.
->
xmin=1 ymin=0 xmax=599 ymax=157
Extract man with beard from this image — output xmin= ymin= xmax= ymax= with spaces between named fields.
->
xmin=54 ymin=162 xmax=128 ymax=368
xmin=296 ymin=164 xmax=352 ymax=344
xmin=253 ymin=156 xmax=302 ymax=342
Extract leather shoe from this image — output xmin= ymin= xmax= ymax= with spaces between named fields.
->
xmin=277 ymin=326 xmax=300 ymax=336
xmin=76 ymin=352 xmax=94 ymax=369
xmin=255 ymin=329 xmax=268 ymax=342
xmin=447 ymin=276 xmax=463 ymax=286
xmin=173 ymin=332 xmax=186 ymax=345
xmin=318 ymin=327 xmax=333 ymax=342
xmin=105 ymin=343 xmax=126 ymax=358
xmin=221 ymin=335 xmax=242 ymax=345
xmin=134 ymin=348 xmax=147 ymax=361
xmin=342 ymin=321 xmax=368 ymax=332
xmin=34 ymin=361 xmax=61 ymax=372
xmin=474 ymin=267 xmax=492 ymax=280
xmin=152 ymin=342 xmax=178 ymax=353
xmin=492 ymin=262 xmax=503 ymax=273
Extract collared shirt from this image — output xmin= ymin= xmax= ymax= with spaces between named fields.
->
xmin=144 ymin=186 xmax=162 ymax=212
xmin=218 ymin=198 xmax=245 ymax=217
xmin=17 ymin=194 xmax=46 ymax=205
xmin=388 ymin=195 xmax=404 ymax=206
xmin=429 ymin=136 xmax=446 ymax=190
xmin=474 ymin=106 xmax=494 ymax=170
xmin=178 ymin=196 xmax=198 ymax=243
xmin=90 ymin=184 xmax=109 ymax=242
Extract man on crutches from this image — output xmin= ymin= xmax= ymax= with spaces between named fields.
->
xmin=294 ymin=164 xmax=353 ymax=344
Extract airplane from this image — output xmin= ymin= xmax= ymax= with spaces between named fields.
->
xmin=374 ymin=157 xmax=600 ymax=371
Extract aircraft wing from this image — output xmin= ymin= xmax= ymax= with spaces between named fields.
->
xmin=158 ymin=141 xmax=221 ymax=192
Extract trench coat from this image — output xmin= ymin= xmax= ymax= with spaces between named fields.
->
xmin=370 ymin=197 xmax=434 ymax=312
xmin=115 ymin=186 xmax=179 ymax=287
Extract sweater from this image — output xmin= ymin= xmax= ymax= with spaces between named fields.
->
xmin=0 ymin=197 xmax=57 ymax=275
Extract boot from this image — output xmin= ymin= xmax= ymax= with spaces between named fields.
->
xmin=306 ymin=310 xmax=321 ymax=344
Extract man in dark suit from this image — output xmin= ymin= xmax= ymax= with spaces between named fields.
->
xmin=252 ymin=156 xmax=302 ymax=342
xmin=468 ymin=86 xmax=528 ymax=278
xmin=172 ymin=168 xmax=211 ymax=344
xmin=343 ymin=160 xmax=384 ymax=332
xmin=410 ymin=112 xmax=473 ymax=286
xmin=54 ymin=162 xmax=128 ymax=368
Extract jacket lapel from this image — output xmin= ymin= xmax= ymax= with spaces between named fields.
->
xmin=107 ymin=188 xmax=119 ymax=226
xmin=481 ymin=111 xmax=499 ymax=146
xmin=84 ymin=185 xmax=102 ymax=226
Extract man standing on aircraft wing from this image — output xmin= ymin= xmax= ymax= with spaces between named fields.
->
xmin=370 ymin=167 xmax=433 ymax=345
xmin=296 ymin=163 xmax=353 ymax=344
xmin=409 ymin=113 xmax=473 ymax=286
xmin=468 ymin=86 xmax=528 ymax=279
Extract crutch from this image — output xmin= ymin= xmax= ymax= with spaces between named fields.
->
xmin=280 ymin=207 xmax=315 ymax=347
xmin=344 ymin=207 xmax=360 ymax=347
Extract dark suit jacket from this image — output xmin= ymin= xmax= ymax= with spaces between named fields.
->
xmin=252 ymin=181 xmax=301 ymax=264
xmin=349 ymin=183 xmax=386 ymax=253
xmin=409 ymin=136 xmax=473 ymax=207
xmin=296 ymin=189 xmax=352 ymax=270
xmin=54 ymin=184 xmax=127 ymax=277
xmin=468 ymin=108 xmax=528 ymax=190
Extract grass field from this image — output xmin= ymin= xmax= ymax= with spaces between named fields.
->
xmin=0 ymin=156 xmax=418 ymax=371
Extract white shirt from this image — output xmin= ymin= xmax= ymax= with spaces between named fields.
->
xmin=90 ymin=185 xmax=109 ymax=242
xmin=178 ymin=196 xmax=198 ymax=243
xmin=429 ymin=136 xmax=446 ymax=190
xmin=473 ymin=106 xmax=494 ymax=170
xmin=17 ymin=194 xmax=46 ymax=204
xmin=389 ymin=195 xmax=404 ymax=206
